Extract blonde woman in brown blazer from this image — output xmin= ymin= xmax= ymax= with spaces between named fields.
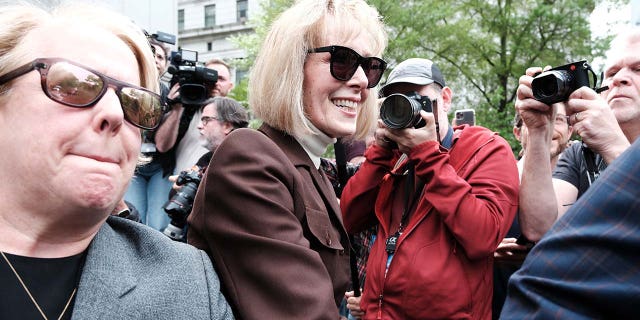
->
xmin=187 ymin=0 xmax=388 ymax=318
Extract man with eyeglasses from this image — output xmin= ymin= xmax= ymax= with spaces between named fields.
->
xmin=498 ymin=27 xmax=640 ymax=319
xmin=167 ymin=97 xmax=248 ymax=201
xmin=155 ymin=58 xmax=235 ymax=179
xmin=340 ymin=58 xmax=519 ymax=319
xmin=492 ymin=103 xmax=573 ymax=318
xmin=0 ymin=3 xmax=232 ymax=319
xmin=163 ymin=97 xmax=248 ymax=238
xmin=513 ymin=28 xmax=640 ymax=245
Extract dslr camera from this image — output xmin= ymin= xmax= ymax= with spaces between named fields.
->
xmin=531 ymin=60 xmax=598 ymax=105
xmin=168 ymin=48 xmax=218 ymax=105
xmin=162 ymin=168 xmax=203 ymax=241
xmin=380 ymin=92 xmax=433 ymax=129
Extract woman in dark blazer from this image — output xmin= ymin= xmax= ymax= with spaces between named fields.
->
xmin=187 ymin=0 xmax=388 ymax=318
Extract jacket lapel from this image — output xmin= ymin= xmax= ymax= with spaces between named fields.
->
xmin=71 ymin=222 xmax=137 ymax=319
xmin=259 ymin=124 xmax=346 ymax=233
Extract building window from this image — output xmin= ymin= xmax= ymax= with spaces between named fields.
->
xmin=178 ymin=9 xmax=185 ymax=31
xmin=205 ymin=4 xmax=216 ymax=28
xmin=207 ymin=42 xmax=212 ymax=51
xmin=237 ymin=0 xmax=248 ymax=21
xmin=235 ymin=69 xmax=247 ymax=84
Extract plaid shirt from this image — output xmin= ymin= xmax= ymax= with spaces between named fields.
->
xmin=501 ymin=138 xmax=640 ymax=319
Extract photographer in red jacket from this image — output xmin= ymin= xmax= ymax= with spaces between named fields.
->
xmin=341 ymin=58 xmax=519 ymax=319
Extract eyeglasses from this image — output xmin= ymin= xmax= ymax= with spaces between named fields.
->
xmin=0 ymin=58 xmax=165 ymax=130
xmin=308 ymin=45 xmax=387 ymax=88
xmin=201 ymin=116 xmax=221 ymax=126
xmin=555 ymin=115 xmax=569 ymax=126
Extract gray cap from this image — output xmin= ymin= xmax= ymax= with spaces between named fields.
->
xmin=380 ymin=58 xmax=446 ymax=96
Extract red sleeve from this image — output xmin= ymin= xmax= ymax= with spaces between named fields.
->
xmin=408 ymin=132 xmax=519 ymax=259
xmin=340 ymin=145 xmax=396 ymax=234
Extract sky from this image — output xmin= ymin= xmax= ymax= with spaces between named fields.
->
xmin=590 ymin=1 xmax=634 ymax=38
xmin=589 ymin=1 xmax=635 ymax=71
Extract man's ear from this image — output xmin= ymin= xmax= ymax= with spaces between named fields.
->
xmin=222 ymin=122 xmax=234 ymax=135
xmin=513 ymin=126 xmax=522 ymax=141
xmin=440 ymin=86 xmax=453 ymax=113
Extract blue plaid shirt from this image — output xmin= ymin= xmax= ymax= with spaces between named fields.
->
xmin=501 ymin=138 xmax=640 ymax=319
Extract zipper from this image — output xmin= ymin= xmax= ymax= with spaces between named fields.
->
xmin=378 ymin=241 xmax=394 ymax=320
xmin=377 ymin=294 xmax=383 ymax=320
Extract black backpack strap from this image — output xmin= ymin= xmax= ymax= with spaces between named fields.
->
xmin=581 ymin=143 xmax=600 ymax=186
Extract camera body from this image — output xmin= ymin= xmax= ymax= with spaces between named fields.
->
xmin=531 ymin=60 xmax=594 ymax=105
xmin=380 ymin=92 xmax=433 ymax=129
xmin=150 ymin=31 xmax=176 ymax=45
xmin=162 ymin=168 xmax=203 ymax=241
xmin=168 ymin=48 xmax=218 ymax=105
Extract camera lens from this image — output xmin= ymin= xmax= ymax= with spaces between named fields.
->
xmin=179 ymin=84 xmax=207 ymax=105
xmin=380 ymin=94 xmax=423 ymax=129
xmin=532 ymin=70 xmax=573 ymax=104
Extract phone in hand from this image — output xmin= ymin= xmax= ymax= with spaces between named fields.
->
xmin=454 ymin=109 xmax=476 ymax=126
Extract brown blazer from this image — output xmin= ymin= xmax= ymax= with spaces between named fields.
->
xmin=188 ymin=124 xmax=350 ymax=320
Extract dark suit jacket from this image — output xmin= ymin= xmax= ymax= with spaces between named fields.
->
xmin=501 ymin=138 xmax=640 ymax=319
xmin=188 ymin=124 xmax=350 ymax=319
xmin=72 ymin=216 xmax=233 ymax=319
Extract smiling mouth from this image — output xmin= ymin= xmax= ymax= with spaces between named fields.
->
xmin=332 ymin=99 xmax=359 ymax=113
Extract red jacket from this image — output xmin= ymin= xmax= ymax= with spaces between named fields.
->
xmin=341 ymin=126 xmax=518 ymax=320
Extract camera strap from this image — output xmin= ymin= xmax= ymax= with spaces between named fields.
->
xmin=581 ymin=143 xmax=600 ymax=186
xmin=334 ymin=139 xmax=362 ymax=297
xmin=334 ymin=139 xmax=348 ymax=197
xmin=386 ymin=161 xmax=425 ymax=255
xmin=432 ymin=100 xmax=441 ymax=144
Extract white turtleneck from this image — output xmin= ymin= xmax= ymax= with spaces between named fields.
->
xmin=294 ymin=122 xmax=337 ymax=169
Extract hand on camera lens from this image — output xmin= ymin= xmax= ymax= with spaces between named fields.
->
xmin=374 ymin=120 xmax=394 ymax=149
xmin=515 ymin=67 xmax=556 ymax=132
xmin=387 ymin=111 xmax=437 ymax=154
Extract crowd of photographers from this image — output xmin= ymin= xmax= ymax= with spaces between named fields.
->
xmin=2 ymin=0 xmax=640 ymax=319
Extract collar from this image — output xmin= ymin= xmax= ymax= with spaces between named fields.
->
xmin=294 ymin=122 xmax=336 ymax=169
xmin=441 ymin=126 xmax=454 ymax=149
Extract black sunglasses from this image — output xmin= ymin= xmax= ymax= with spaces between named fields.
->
xmin=308 ymin=45 xmax=387 ymax=88
xmin=0 ymin=57 xmax=165 ymax=130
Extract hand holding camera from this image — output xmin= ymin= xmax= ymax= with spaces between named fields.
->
xmin=531 ymin=60 xmax=599 ymax=105
xmin=378 ymin=92 xmax=439 ymax=154
xmin=167 ymin=48 xmax=218 ymax=105
xmin=516 ymin=61 xmax=601 ymax=134
xmin=162 ymin=166 xmax=204 ymax=241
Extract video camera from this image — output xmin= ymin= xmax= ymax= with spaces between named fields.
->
xmin=379 ymin=92 xmax=434 ymax=129
xmin=531 ymin=60 xmax=599 ymax=105
xmin=168 ymin=48 xmax=218 ymax=105
xmin=149 ymin=31 xmax=176 ymax=45
xmin=162 ymin=167 xmax=203 ymax=241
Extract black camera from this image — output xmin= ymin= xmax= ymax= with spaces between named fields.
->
xmin=380 ymin=92 xmax=433 ymax=129
xmin=162 ymin=168 xmax=203 ymax=241
xmin=150 ymin=31 xmax=176 ymax=45
xmin=531 ymin=60 xmax=597 ymax=105
xmin=168 ymin=48 xmax=218 ymax=105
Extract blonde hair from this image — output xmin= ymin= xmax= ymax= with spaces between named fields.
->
xmin=0 ymin=1 xmax=157 ymax=98
xmin=249 ymin=0 xmax=387 ymax=139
